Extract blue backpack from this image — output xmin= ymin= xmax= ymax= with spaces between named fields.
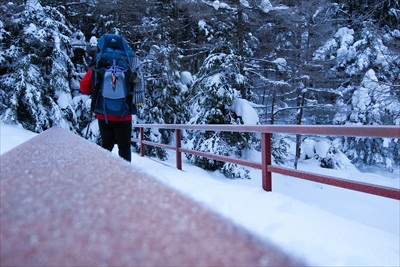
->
xmin=92 ymin=34 xmax=135 ymax=121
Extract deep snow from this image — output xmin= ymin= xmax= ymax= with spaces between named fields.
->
xmin=0 ymin=123 xmax=399 ymax=266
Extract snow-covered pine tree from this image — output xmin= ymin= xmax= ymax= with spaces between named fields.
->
xmin=185 ymin=45 xmax=258 ymax=179
xmin=132 ymin=1 xmax=192 ymax=159
xmin=344 ymin=69 xmax=399 ymax=171
xmin=0 ymin=1 xmax=83 ymax=134
xmin=136 ymin=43 xmax=189 ymax=160
xmin=314 ymin=17 xmax=400 ymax=171
xmin=176 ymin=1 xmax=269 ymax=178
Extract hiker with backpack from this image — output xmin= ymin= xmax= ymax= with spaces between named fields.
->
xmin=80 ymin=34 xmax=145 ymax=162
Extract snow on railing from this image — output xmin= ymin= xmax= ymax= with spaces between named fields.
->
xmin=132 ymin=124 xmax=400 ymax=200
xmin=1 ymin=127 xmax=301 ymax=266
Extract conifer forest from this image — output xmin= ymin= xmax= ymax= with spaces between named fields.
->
xmin=1 ymin=0 xmax=399 ymax=178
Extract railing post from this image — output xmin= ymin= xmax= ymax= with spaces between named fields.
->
xmin=176 ymin=129 xmax=182 ymax=170
xmin=261 ymin=133 xmax=272 ymax=191
xmin=140 ymin=127 xmax=145 ymax=157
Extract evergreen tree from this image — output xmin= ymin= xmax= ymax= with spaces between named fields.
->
xmin=133 ymin=0 xmax=191 ymax=159
xmin=343 ymin=69 xmax=399 ymax=171
xmin=313 ymin=6 xmax=400 ymax=171
xmin=0 ymin=1 xmax=83 ymax=133
xmin=185 ymin=45 xmax=257 ymax=179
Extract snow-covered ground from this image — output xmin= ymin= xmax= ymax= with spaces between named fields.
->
xmin=1 ymin=123 xmax=399 ymax=266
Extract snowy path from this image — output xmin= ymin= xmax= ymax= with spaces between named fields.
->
xmin=131 ymin=151 xmax=400 ymax=267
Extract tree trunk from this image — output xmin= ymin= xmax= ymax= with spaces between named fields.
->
xmin=270 ymin=88 xmax=276 ymax=125
xmin=294 ymin=91 xmax=306 ymax=169
xmin=236 ymin=0 xmax=246 ymax=99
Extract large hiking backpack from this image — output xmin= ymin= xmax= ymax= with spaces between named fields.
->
xmin=92 ymin=34 xmax=135 ymax=119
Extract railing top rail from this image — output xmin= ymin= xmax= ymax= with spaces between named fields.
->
xmin=133 ymin=124 xmax=400 ymax=138
xmin=1 ymin=127 xmax=301 ymax=266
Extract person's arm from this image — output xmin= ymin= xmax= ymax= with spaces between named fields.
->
xmin=80 ymin=68 xmax=93 ymax=95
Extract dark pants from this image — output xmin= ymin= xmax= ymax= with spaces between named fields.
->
xmin=98 ymin=120 xmax=132 ymax=162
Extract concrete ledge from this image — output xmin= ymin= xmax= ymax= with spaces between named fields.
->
xmin=0 ymin=127 xmax=303 ymax=266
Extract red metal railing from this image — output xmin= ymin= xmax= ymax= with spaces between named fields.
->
xmin=132 ymin=124 xmax=400 ymax=200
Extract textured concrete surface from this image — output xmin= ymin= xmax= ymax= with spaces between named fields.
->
xmin=0 ymin=127 xmax=303 ymax=266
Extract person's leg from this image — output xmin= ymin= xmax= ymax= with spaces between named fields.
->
xmin=114 ymin=120 xmax=132 ymax=162
xmin=98 ymin=119 xmax=115 ymax=152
